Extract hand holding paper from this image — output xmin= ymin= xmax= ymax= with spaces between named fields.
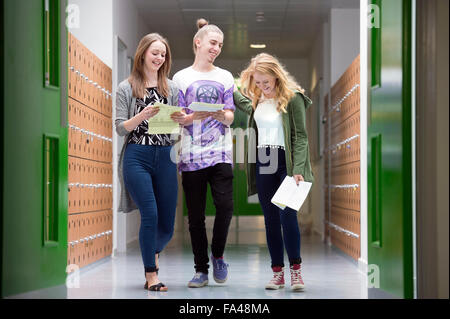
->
xmin=293 ymin=174 xmax=305 ymax=185
xmin=271 ymin=176 xmax=312 ymax=211
xmin=192 ymin=111 xmax=213 ymax=121
xmin=210 ymin=110 xmax=227 ymax=122
xmin=147 ymin=102 xmax=182 ymax=134
xmin=141 ymin=105 xmax=160 ymax=120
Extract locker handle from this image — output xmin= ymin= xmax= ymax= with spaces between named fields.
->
xmin=370 ymin=134 xmax=382 ymax=247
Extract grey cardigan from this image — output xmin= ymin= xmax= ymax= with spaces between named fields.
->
xmin=115 ymin=78 xmax=179 ymax=213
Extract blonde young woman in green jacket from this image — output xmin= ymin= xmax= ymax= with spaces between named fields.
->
xmin=233 ymin=53 xmax=314 ymax=291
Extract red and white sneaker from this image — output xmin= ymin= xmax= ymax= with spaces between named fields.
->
xmin=265 ymin=266 xmax=285 ymax=290
xmin=290 ymin=264 xmax=305 ymax=291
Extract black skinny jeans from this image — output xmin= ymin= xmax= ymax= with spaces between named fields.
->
xmin=182 ymin=163 xmax=234 ymax=274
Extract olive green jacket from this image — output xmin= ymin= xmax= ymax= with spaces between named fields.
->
xmin=233 ymin=90 xmax=314 ymax=196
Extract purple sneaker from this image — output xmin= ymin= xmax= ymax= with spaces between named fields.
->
xmin=211 ymin=254 xmax=229 ymax=283
xmin=188 ymin=272 xmax=208 ymax=288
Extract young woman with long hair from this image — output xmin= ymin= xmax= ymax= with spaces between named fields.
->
xmin=115 ymin=33 xmax=179 ymax=291
xmin=234 ymin=53 xmax=314 ymax=291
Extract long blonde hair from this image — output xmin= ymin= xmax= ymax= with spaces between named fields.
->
xmin=128 ymin=33 xmax=172 ymax=99
xmin=239 ymin=53 xmax=305 ymax=113
xmin=192 ymin=18 xmax=224 ymax=54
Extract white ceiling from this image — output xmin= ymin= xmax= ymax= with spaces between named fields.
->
xmin=131 ymin=0 xmax=359 ymax=60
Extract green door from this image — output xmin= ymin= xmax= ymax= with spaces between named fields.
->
xmin=2 ymin=0 xmax=68 ymax=297
xmin=367 ymin=0 xmax=414 ymax=298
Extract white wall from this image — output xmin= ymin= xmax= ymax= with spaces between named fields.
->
xmin=113 ymin=0 xmax=150 ymax=63
xmin=330 ymin=9 xmax=360 ymax=86
xmin=322 ymin=20 xmax=331 ymax=242
xmin=307 ymin=21 xmax=329 ymax=239
xmin=112 ymin=0 xmax=153 ymax=253
xmin=68 ymin=0 xmax=113 ymax=67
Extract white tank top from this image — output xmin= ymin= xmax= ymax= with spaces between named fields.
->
xmin=254 ymin=98 xmax=285 ymax=149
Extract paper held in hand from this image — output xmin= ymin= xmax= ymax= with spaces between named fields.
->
xmin=147 ymin=102 xmax=181 ymax=134
xmin=187 ymin=102 xmax=225 ymax=112
xmin=271 ymin=176 xmax=312 ymax=211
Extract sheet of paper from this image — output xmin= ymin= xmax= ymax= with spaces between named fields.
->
xmin=271 ymin=176 xmax=312 ymax=212
xmin=187 ymin=102 xmax=225 ymax=112
xmin=147 ymin=102 xmax=181 ymax=134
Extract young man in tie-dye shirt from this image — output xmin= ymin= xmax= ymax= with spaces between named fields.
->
xmin=173 ymin=66 xmax=235 ymax=171
xmin=171 ymin=18 xmax=235 ymax=288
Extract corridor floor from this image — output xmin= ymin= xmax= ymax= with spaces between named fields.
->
xmin=10 ymin=224 xmax=368 ymax=299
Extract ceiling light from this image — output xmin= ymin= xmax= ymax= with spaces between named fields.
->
xmin=250 ymin=44 xmax=266 ymax=49
xmin=256 ymin=11 xmax=265 ymax=22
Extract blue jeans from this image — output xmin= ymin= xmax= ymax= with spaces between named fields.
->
xmin=256 ymin=147 xmax=302 ymax=268
xmin=123 ymin=144 xmax=178 ymax=272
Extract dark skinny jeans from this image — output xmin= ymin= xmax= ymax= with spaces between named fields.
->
xmin=182 ymin=163 xmax=234 ymax=274
xmin=256 ymin=147 xmax=302 ymax=268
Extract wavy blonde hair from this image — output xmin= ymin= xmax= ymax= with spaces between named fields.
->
xmin=239 ymin=53 xmax=305 ymax=113
xmin=128 ymin=33 xmax=172 ymax=99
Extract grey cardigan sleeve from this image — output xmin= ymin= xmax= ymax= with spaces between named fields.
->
xmin=168 ymin=79 xmax=179 ymax=106
xmin=115 ymin=79 xmax=179 ymax=136
xmin=115 ymin=81 xmax=132 ymax=136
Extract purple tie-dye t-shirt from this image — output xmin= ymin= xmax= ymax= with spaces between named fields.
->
xmin=172 ymin=66 xmax=235 ymax=172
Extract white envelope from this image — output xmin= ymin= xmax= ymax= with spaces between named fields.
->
xmin=271 ymin=176 xmax=312 ymax=212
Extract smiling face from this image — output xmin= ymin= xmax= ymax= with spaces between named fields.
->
xmin=144 ymin=40 xmax=166 ymax=73
xmin=253 ymin=71 xmax=277 ymax=98
xmin=195 ymin=32 xmax=223 ymax=63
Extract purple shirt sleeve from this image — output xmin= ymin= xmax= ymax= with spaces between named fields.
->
xmin=223 ymin=85 xmax=235 ymax=111
xmin=178 ymin=89 xmax=193 ymax=114
xmin=178 ymin=89 xmax=186 ymax=107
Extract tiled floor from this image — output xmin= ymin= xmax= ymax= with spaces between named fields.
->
xmin=10 ymin=220 xmax=368 ymax=299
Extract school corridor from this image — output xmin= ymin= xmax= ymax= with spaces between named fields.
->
xmin=9 ymin=222 xmax=367 ymax=299
xmin=1 ymin=0 xmax=448 ymax=300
